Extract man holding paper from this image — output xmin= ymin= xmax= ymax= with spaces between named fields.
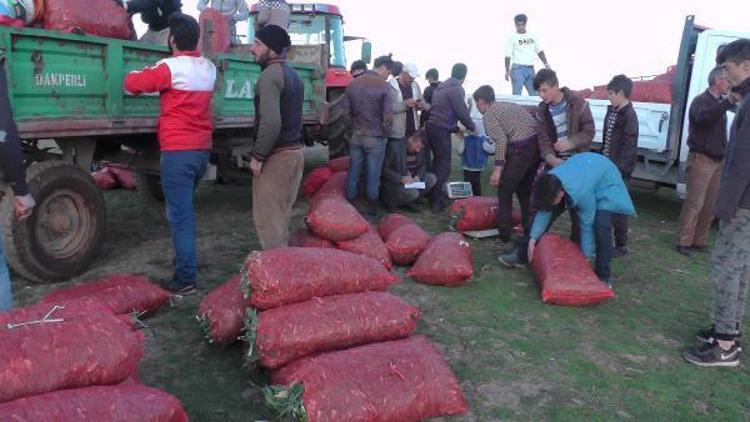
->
xmin=380 ymin=130 xmax=437 ymax=211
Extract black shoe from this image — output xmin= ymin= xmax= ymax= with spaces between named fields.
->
xmin=677 ymin=246 xmax=693 ymax=257
xmin=692 ymin=245 xmax=709 ymax=253
xmin=683 ymin=340 xmax=740 ymax=367
xmin=164 ymin=281 xmax=197 ymax=296
xmin=697 ymin=324 xmax=742 ymax=343
xmin=498 ymin=252 xmax=524 ymax=269
xmin=400 ymin=203 xmax=422 ymax=214
xmin=613 ymin=246 xmax=629 ymax=258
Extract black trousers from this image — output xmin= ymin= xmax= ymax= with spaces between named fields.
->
xmin=463 ymin=170 xmax=482 ymax=197
xmin=426 ymin=123 xmax=452 ymax=206
xmin=496 ymin=140 xmax=541 ymax=241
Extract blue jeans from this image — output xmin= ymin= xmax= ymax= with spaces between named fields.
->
xmin=160 ymin=150 xmax=209 ymax=286
xmin=511 ymin=65 xmax=537 ymax=96
xmin=0 ymin=232 xmax=12 ymax=312
xmin=346 ymin=135 xmax=386 ymax=206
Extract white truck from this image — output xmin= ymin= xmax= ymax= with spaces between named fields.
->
xmin=496 ymin=15 xmax=749 ymax=194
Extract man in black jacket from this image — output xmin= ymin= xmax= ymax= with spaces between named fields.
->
xmin=602 ymin=75 xmax=639 ymax=256
xmin=683 ymin=38 xmax=750 ymax=368
xmin=380 ymin=130 xmax=436 ymax=211
xmin=425 ymin=63 xmax=475 ymax=212
xmin=126 ymin=0 xmax=182 ymax=45
xmin=677 ymin=66 xmax=738 ymax=257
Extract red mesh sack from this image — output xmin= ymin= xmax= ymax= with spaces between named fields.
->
xmin=108 ymin=166 xmax=137 ymax=191
xmin=311 ymin=172 xmax=346 ymax=203
xmin=302 ymin=166 xmax=335 ymax=198
xmin=288 ymin=228 xmax=336 ymax=249
xmin=0 ymin=311 xmax=144 ymax=403
xmin=198 ymin=8 xmax=230 ymax=54
xmin=327 ymin=156 xmax=350 ymax=172
xmin=336 ymin=226 xmax=392 ymax=269
xmin=379 ymin=214 xmax=431 ymax=266
xmin=41 ymin=274 xmax=170 ymax=317
xmin=197 ymin=274 xmax=245 ymax=346
xmin=306 ymin=196 xmax=369 ymax=242
xmin=0 ymin=385 xmax=188 ymax=421
xmin=378 ymin=213 xmax=413 ymax=239
xmin=242 ymin=247 xmax=399 ymax=310
xmin=269 ymin=336 xmax=467 ymax=422
xmin=248 ymin=292 xmax=420 ymax=369
xmin=408 ymin=232 xmax=473 ymax=286
xmin=91 ymin=167 xmax=118 ymax=190
xmin=450 ymin=196 xmax=521 ymax=231
xmin=531 ymin=234 xmax=615 ymax=306
xmin=44 ymin=0 xmax=134 ymax=39
xmin=631 ymin=80 xmax=672 ymax=103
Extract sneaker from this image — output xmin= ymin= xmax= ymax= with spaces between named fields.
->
xmin=498 ymin=252 xmax=524 ymax=269
xmin=165 ymin=282 xmax=197 ymax=296
xmin=683 ymin=340 xmax=740 ymax=367
xmin=613 ymin=246 xmax=629 ymax=258
xmin=696 ymin=324 xmax=742 ymax=343
xmin=677 ymin=246 xmax=694 ymax=257
xmin=601 ymin=278 xmax=613 ymax=289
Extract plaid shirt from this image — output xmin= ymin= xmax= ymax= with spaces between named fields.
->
xmin=483 ymin=101 xmax=537 ymax=165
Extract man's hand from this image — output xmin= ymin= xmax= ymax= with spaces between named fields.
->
xmin=490 ymin=166 xmax=503 ymax=187
xmin=401 ymin=175 xmax=416 ymax=185
xmin=527 ymin=239 xmax=537 ymax=263
xmin=13 ymin=194 xmax=35 ymax=221
xmin=504 ymin=72 xmax=511 ymax=82
xmin=547 ymin=156 xmax=564 ymax=168
xmin=554 ymin=139 xmax=574 ymax=153
xmin=249 ymin=158 xmax=263 ymax=177
xmin=405 ymin=99 xmax=418 ymax=108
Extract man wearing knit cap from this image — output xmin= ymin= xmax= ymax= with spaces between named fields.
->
xmin=426 ymin=62 xmax=476 ymax=212
xmin=248 ymin=24 xmax=305 ymax=250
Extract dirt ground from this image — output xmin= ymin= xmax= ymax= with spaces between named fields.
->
xmin=11 ymin=145 xmax=750 ymax=421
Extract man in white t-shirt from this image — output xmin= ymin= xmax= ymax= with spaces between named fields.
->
xmin=504 ymin=13 xmax=550 ymax=96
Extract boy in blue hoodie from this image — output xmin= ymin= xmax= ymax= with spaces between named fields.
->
xmin=510 ymin=153 xmax=636 ymax=286
xmin=458 ymin=98 xmax=494 ymax=196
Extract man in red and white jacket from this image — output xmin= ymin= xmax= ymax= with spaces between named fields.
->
xmin=124 ymin=13 xmax=217 ymax=296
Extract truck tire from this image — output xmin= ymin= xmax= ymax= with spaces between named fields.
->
xmin=2 ymin=161 xmax=106 ymax=283
xmin=325 ymin=90 xmax=351 ymax=159
xmin=135 ymin=172 xmax=165 ymax=205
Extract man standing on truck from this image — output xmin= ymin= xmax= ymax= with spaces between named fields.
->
xmin=499 ymin=68 xmax=594 ymax=268
xmin=125 ymin=0 xmax=183 ymax=45
xmin=124 ymin=13 xmax=216 ymax=295
xmin=344 ymin=54 xmax=393 ymax=218
xmin=197 ymin=0 xmax=250 ymax=46
xmin=426 ymin=63 xmax=476 ymax=213
xmin=248 ymin=24 xmax=304 ymax=249
xmin=473 ymin=85 xmax=540 ymax=244
xmin=504 ymin=13 xmax=551 ymax=96
xmin=676 ymin=67 xmax=738 ymax=257
xmin=602 ymin=75 xmax=639 ymax=257
xmin=0 ymin=59 xmax=35 ymax=312
xmin=683 ymin=38 xmax=750 ymax=368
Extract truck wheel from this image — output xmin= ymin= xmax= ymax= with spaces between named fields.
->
xmin=135 ymin=172 xmax=165 ymax=205
xmin=325 ymin=92 xmax=351 ymax=159
xmin=2 ymin=161 xmax=106 ymax=283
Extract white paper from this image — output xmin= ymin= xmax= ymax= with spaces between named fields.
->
xmin=404 ymin=182 xmax=426 ymax=190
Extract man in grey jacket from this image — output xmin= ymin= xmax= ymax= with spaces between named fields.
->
xmin=683 ymin=38 xmax=750 ymax=368
xmin=197 ymin=0 xmax=250 ymax=45
xmin=425 ymin=63 xmax=476 ymax=212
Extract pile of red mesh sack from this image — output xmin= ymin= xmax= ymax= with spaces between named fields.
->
xmin=379 ymin=213 xmax=431 ymax=266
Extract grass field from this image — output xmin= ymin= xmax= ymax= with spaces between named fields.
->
xmin=12 ymin=146 xmax=750 ymax=421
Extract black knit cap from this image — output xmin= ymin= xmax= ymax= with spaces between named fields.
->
xmin=255 ymin=24 xmax=291 ymax=55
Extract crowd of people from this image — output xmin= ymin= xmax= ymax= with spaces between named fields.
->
xmin=0 ymin=6 xmax=748 ymax=371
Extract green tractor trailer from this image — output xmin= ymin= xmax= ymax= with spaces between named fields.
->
xmin=0 ymin=5 xmax=364 ymax=283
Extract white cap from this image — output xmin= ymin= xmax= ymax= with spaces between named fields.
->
xmin=402 ymin=63 xmax=419 ymax=78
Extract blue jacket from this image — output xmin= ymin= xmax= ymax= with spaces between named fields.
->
xmin=462 ymin=135 xmax=489 ymax=171
xmin=530 ymin=152 xmax=636 ymax=258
